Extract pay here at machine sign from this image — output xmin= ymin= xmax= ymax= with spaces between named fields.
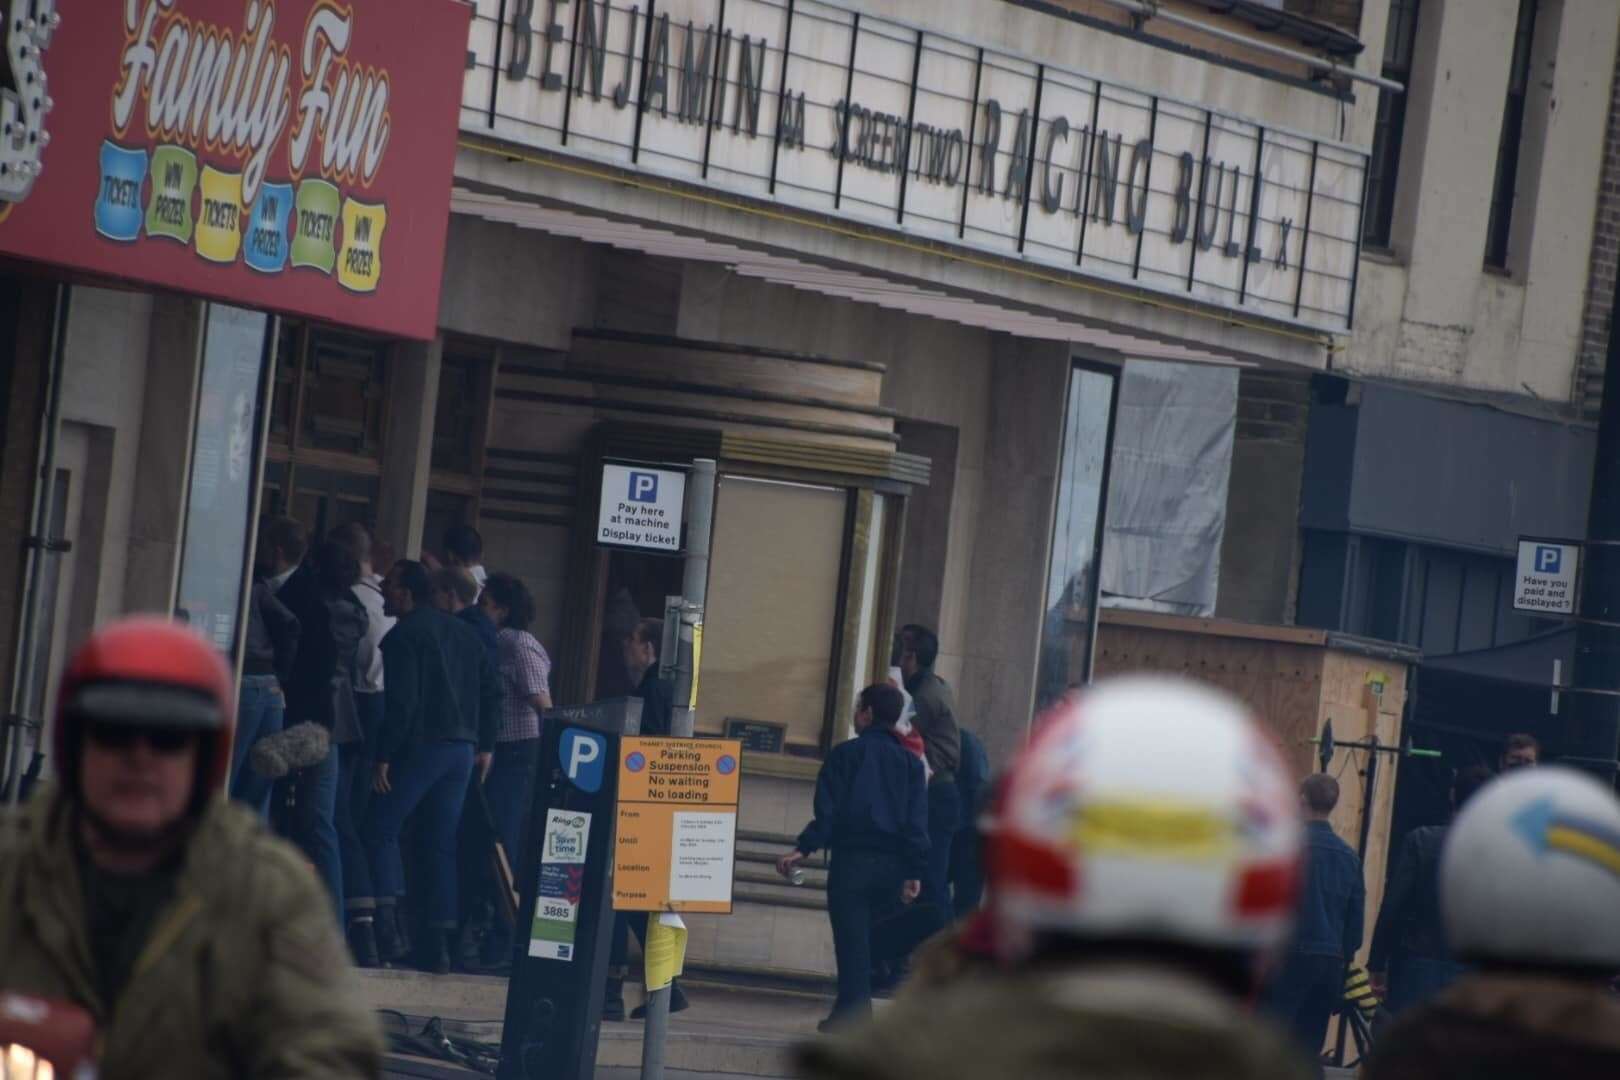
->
xmin=598 ymin=464 xmax=687 ymax=552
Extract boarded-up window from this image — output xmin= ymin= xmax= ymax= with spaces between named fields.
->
xmin=699 ymin=477 xmax=848 ymax=755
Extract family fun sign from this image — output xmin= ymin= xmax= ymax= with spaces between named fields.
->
xmin=0 ymin=0 xmax=469 ymax=340
xmin=461 ymin=0 xmax=1368 ymax=332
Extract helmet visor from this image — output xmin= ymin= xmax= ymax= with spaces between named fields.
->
xmin=64 ymin=682 xmax=224 ymax=732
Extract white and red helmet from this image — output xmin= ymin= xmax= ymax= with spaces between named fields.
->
xmin=989 ymin=677 xmax=1302 ymax=960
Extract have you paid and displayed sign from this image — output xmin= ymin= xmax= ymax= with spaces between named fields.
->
xmin=462 ymin=0 xmax=1368 ymax=333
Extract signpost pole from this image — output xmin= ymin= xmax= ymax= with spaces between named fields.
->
xmin=641 ymin=459 xmax=715 ymax=1080
xmin=1571 ymin=258 xmax=1620 ymax=786
xmin=670 ymin=457 xmax=716 ymax=740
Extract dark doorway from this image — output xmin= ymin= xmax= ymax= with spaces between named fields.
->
xmin=593 ymin=548 xmax=684 ymax=700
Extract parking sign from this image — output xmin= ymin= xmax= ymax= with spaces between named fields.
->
xmin=597 ymin=464 xmax=686 ymax=552
xmin=1514 ymin=539 xmax=1580 ymax=615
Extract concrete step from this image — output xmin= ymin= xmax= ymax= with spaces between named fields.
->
xmin=735 ymin=863 xmax=828 ymax=895
xmin=682 ymin=900 xmax=835 ymax=979
xmin=734 ymin=842 xmax=827 ymax=876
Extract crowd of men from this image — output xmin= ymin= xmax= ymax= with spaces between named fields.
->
xmin=5 ymin=582 xmax=1620 ymax=1078
xmin=233 ymin=518 xmax=559 ymax=974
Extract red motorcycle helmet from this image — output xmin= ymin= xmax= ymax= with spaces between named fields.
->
xmin=54 ymin=617 xmax=236 ymax=797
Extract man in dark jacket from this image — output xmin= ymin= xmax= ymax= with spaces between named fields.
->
xmin=948 ymin=726 xmax=991 ymax=917
xmin=1369 ymin=765 xmax=1492 ymax=1014
xmin=434 ymin=563 xmax=503 ymax=968
xmin=624 ymin=617 xmax=674 ymax=737
xmin=895 ymin=625 xmax=960 ymax=918
xmin=780 ymin=684 xmax=929 ymax=1031
xmin=276 ymin=538 xmax=367 ymax=917
xmin=362 ymin=560 xmax=502 ymax=973
xmin=1265 ymin=775 xmax=1365 ymax=1073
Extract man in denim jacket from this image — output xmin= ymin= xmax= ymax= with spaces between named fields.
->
xmin=1265 ymin=775 xmax=1364 ymax=1073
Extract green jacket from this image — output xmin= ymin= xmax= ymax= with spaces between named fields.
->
xmin=0 ymin=789 xmax=382 ymax=1079
xmin=798 ymin=965 xmax=1312 ymax=1080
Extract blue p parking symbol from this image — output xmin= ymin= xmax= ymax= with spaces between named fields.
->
xmin=561 ymin=727 xmax=606 ymax=793
xmin=628 ymin=471 xmax=659 ymax=503
xmin=1536 ymin=546 xmax=1563 ymax=574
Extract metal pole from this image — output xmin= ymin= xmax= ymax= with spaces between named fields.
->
xmin=1572 ymin=257 xmax=1620 ymax=786
xmin=669 ymin=458 xmax=715 ymax=743
xmin=641 ymin=458 xmax=715 ymax=1080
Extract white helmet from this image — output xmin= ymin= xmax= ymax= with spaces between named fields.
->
xmin=1441 ymin=765 xmax=1620 ymax=969
xmin=989 ymin=677 xmax=1301 ymax=960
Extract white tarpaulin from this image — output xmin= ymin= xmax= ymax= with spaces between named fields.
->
xmin=1100 ymin=360 xmax=1239 ymax=616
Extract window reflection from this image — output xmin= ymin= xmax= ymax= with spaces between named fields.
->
xmin=1036 ymin=366 xmax=1118 ymax=709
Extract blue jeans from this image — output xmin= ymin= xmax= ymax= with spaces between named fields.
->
xmin=337 ymin=691 xmax=385 ymax=915
xmin=364 ymin=740 xmax=475 ymax=928
xmin=923 ymin=780 xmax=960 ymax=913
xmin=229 ymin=676 xmax=284 ymax=817
xmin=291 ymin=744 xmax=342 ymax=922
xmin=486 ymin=737 xmax=541 ymax=860
xmin=1264 ymin=952 xmax=1344 ymax=1076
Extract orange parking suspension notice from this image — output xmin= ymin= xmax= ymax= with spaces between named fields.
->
xmin=613 ymin=738 xmax=743 ymax=914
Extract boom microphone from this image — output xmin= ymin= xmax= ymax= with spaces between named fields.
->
xmin=249 ymin=721 xmax=332 ymax=779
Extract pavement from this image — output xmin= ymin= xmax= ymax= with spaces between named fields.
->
xmin=363 ymin=968 xmax=1364 ymax=1079
xmin=364 ymin=968 xmax=823 ymax=1078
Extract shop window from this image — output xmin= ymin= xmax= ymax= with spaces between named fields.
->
xmin=700 ymin=477 xmax=850 ymax=755
xmin=1035 ymin=365 xmax=1118 ymax=708
xmin=1364 ymin=0 xmax=1421 ymax=249
xmin=289 ymin=467 xmax=380 ymax=548
xmin=300 ymin=331 xmax=387 ymax=457
xmin=263 ymin=321 xmax=390 ymax=544
xmin=269 ymin=329 xmax=299 ymax=446
xmin=1484 ymin=0 xmax=1538 ymax=269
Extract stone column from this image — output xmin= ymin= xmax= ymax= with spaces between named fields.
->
xmin=960 ymin=337 xmax=1070 ymax=768
xmin=376 ymin=337 xmax=442 ymax=559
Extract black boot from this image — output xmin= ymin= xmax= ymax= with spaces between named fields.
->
xmin=418 ymin=927 xmax=452 ymax=975
xmin=348 ymin=917 xmax=381 ymax=968
xmin=375 ymin=905 xmax=409 ymax=963
xmin=602 ymin=976 xmax=627 ymax=1022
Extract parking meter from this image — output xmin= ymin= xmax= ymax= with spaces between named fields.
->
xmin=499 ymin=698 xmax=642 ymax=1080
